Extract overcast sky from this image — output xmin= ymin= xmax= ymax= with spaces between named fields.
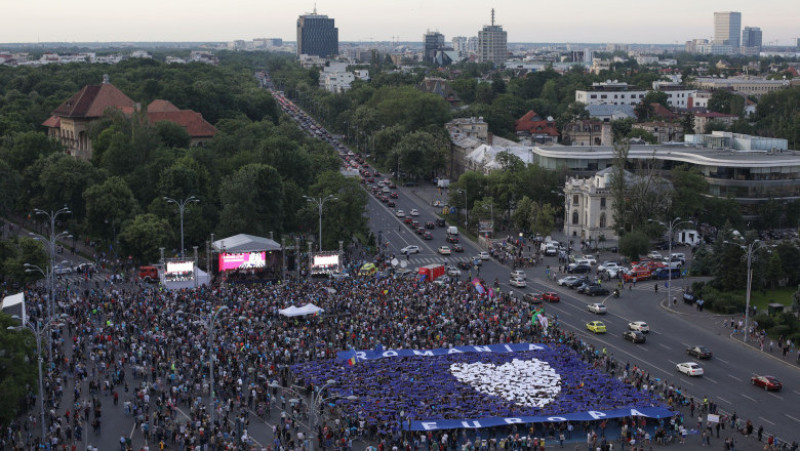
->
xmin=4 ymin=0 xmax=798 ymax=45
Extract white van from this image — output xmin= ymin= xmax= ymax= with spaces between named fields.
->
xmin=447 ymin=226 xmax=458 ymax=236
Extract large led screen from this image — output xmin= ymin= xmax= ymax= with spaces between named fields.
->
xmin=219 ymin=252 xmax=266 ymax=271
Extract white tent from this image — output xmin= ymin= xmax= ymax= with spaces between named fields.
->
xmin=1 ymin=292 xmax=26 ymax=324
xmin=279 ymin=303 xmax=324 ymax=317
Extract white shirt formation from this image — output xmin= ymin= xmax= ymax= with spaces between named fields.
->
xmin=450 ymin=359 xmax=562 ymax=408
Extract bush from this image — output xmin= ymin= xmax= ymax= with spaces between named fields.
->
xmin=753 ymin=313 xmax=774 ymax=330
xmin=769 ymin=325 xmax=792 ymax=338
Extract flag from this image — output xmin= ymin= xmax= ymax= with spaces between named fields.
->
xmin=347 ymin=349 xmax=358 ymax=366
xmin=374 ymin=343 xmax=384 ymax=353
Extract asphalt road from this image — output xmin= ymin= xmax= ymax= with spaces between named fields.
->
xmin=363 ymin=181 xmax=800 ymax=445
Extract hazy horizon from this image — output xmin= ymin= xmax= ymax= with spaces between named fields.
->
xmin=5 ymin=0 xmax=798 ymax=46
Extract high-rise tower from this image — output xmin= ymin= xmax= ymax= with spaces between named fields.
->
xmin=296 ymin=7 xmax=339 ymax=58
xmin=478 ymin=9 xmax=507 ymax=66
xmin=714 ymin=11 xmax=742 ymax=49
xmin=423 ymin=31 xmax=445 ymax=64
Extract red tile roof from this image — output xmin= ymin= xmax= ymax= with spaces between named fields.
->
xmin=42 ymin=115 xmax=61 ymax=128
xmin=515 ymin=110 xmax=558 ymax=136
xmin=147 ymin=99 xmax=180 ymax=112
xmin=651 ymin=103 xmax=676 ymax=120
xmin=148 ymin=110 xmax=217 ymax=138
xmin=51 ymin=83 xmax=135 ymax=118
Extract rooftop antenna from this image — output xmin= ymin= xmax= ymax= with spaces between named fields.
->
xmin=313 ymin=3 xmax=317 ymax=14
xmin=491 ymin=8 xmax=495 ymax=26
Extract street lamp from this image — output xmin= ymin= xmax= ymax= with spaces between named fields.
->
xmin=304 ymin=195 xmax=337 ymax=252
xmin=31 ymin=206 xmax=71 ymax=319
xmin=724 ymin=239 xmax=768 ymax=344
xmin=650 ymin=217 xmax=687 ymax=311
xmin=481 ymin=203 xmax=494 ymax=235
xmin=309 ymin=380 xmax=357 ymax=451
xmin=176 ymin=305 xmax=229 ymax=424
xmin=8 ymin=316 xmax=63 ymax=447
xmin=164 ymin=195 xmax=199 ymax=258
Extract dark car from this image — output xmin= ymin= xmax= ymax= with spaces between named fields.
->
xmin=623 ymin=330 xmax=646 ymax=343
xmin=390 ymin=192 xmax=398 ymax=199
xmin=569 ymin=264 xmax=593 ymax=274
xmin=687 ymin=345 xmax=712 ymax=359
xmin=411 ymin=220 xmax=420 ymax=228
xmin=523 ymin=293 xmax=544 ymax=304
xmin=577 ymin=282 xmax=600 ymax=294
xmin=586 ymin=285 xmax=610 ymax=296
xmin=416 ymin=227 xmax=425 ymax=235
xmin=751 ymin=375 xmax=782 ymax=391
xmin=457 ymin=261 xmax=471 ymax=270
xmin=387 ymin=200 xmax=396 ymax=207
xmin=452 ymin=244 xmax=464 ymax=252
xmin=567 ymin=277 xmax=590 ymax=289
xmin=447 ymin=235 xmax=460 ymax=244
xmin=425 ymin=221 xmax=435 ymax=229
xmin=423 ymin=231 xmax=433 ymax=240
xmin=436 ymin=218 xmax=446 ymax=227
xmin=404 ymin=217 xmax=413 ymax=224
xmin=380 ymin=196 xmax=389 ymax=203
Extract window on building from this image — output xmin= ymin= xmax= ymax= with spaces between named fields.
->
xmin=572 ymin=211 xmax=579 ymax=225
xmin=599 ymin=213 xmax=607 ymax=228
xmin=600 ymin=197 xmax=606 ymax=208
xmin=572 ymin=194 xmax=579 ymax=206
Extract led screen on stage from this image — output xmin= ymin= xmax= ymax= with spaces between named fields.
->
xmin=164 ymin=261 xmax=194 ymax=282
xmin=219 ymin=252 xmax=266 ymax=271
xmin=311 ymin=253 xmax=341 ymax=275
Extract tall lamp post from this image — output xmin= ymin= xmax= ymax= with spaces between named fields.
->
xmin=8 ymin=316 xmax=63 ymax=447
xmin=651 ymin=217 xmax=687 ymax=310
xmin=309 ymin=380 xmax=357 ymax=451
xmin=31 ymin=206 xmax=71 ymax=319
xmin=24 ymin=261 xmax=68 ymax=361
xmin=304 ymin=195 xmax=337 ymax=252
xmin=164 ymin=195 xmax=199 ymax=258
xmin=724 ymin=240 xmax=767 ymax=343
xmin=481 ymin=203 xmax=494 ymax=235
xmin=177 ymin=305 xmax=229 ymax=424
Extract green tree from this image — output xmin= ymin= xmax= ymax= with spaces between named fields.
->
xmin=618 ymin=230 xmax=650 ymax=261
xmin=708 ymin=89 xmax=744 ymax=116
xmin=0 ymin=314 xmax=38 ymax=428
xmin=670 ymin=165 xmax=709 ymax=220
xmin=37 ymin=153 xmax=100 ymax=219
xmin=301 ymin=171 xmax=369 ymax=249
xmin=153 ymin=120 xmax=191 ymax=149
xmin=765 ymin=251 xmax=784 ymax=289
xmin=83 ymin=176 xmax=139 ymax=243
xmin=680 ymin=112 xmax=695 ymax=135
xmin=218 ymin=164 xmax=285 ymax=237
xmin=118 ymin=213 xmax=174 ymax=263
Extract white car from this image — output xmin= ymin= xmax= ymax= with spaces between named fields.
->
xmin=395 ymin=210 xmax=405 ymax=217
xmin=598 ymin=261 xmax=619 ymax=272
xmin=647 ymin=251 xmax=663 ymax=260
xmin=676 ymin=362 xmax=704 ymax=377
xmin=558 ymin=275 xmax=580 ymax=286
xmin=410 ymin=209 xmax=419 ymax=216
xmin=446 ymin=267 xmax=461 ymax=277
xmin=580 ymin=255 xmax=597 ymax=266
xmin=54 ymin=264 xmax=74 ymax=275
xmin=628 ymin=321 xmax=650 ymax=333
xmin=587 ymin=303 xmax=607 ymax=314
xmin=509 ymin=277 xmax=527 ymax=288
xmin=401 ymin=245 xmax=420 ymax=254
xmin=510 ymin=270 xmax=526 ymax=280
xmin=438 ymin=246 xmax=451 ymax=255
xmin=479 ymin=251 xmax=490 ymax=260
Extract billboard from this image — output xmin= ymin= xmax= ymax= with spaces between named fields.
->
xmin=311 ymin=253 xmax=341 ymax=275
xmin=164 ymin=261 xmax=195 ymax=282
xmin=219 ymin=252 xmax=266 ymax=271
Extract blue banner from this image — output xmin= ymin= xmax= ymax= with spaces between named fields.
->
xmin=336 ymin=342 xmax=549 ymax=362
xmin=295 ymin=344 xmax=674 ymax=432
xmin=409 ymin=407 xmax=674 ymax=431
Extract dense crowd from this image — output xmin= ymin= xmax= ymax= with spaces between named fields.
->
xmin=2 ymin=266 xmax=796 ymax=451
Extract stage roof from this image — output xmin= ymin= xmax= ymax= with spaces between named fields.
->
xmin=212 ymin=234 xmax=282 ymax=253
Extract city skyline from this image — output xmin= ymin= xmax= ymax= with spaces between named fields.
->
xmin=3 ymin=0 xmax=798 ymax=46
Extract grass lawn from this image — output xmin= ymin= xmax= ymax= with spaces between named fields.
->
xmin=746 ymin=287 xmax=795 ymax=311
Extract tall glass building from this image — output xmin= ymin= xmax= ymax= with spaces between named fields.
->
xmin=714 ymin=11 xmax=742 ymax=49
xmin=296 ymin=9 xmax=338 ymax=58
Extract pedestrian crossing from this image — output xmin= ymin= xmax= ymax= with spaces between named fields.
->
xmin=401 ymin=255 xmax=481 ymax=266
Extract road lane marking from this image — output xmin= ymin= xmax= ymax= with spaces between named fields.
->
xmin=787 ymin=414 xmax=800 ymax=423
xmin=705 ymin=377 xmax=718 ymax=384
xmin=728 ymin=374 xmax=742 ymax=382
xmin=668 ymin=360 xmax=678 ymax=365
xmin=716 ymin=358 xmax=729 ymax=364
xmin=741 ymin=394 xmax=757 ymax=402
xmin=658 ymin=343 xmax=671 ymax=350
xmin=175 ymin=406 xmax=192 ymax=420
xmin=129 ymin=424 xmax=137 ymax=440
xmin=717 ymin=397 xmax=732 ymax=404
xmin=768 ymin=392 xmax=783 ymax=400
xmin=759 ymin=417 xmax=775 ymax=426
xmin=793 ymin=390 xmax=800 ymax=396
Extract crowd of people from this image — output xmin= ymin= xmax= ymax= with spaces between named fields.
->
xmin=2 ymin=253 xmax=797 ymax=451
